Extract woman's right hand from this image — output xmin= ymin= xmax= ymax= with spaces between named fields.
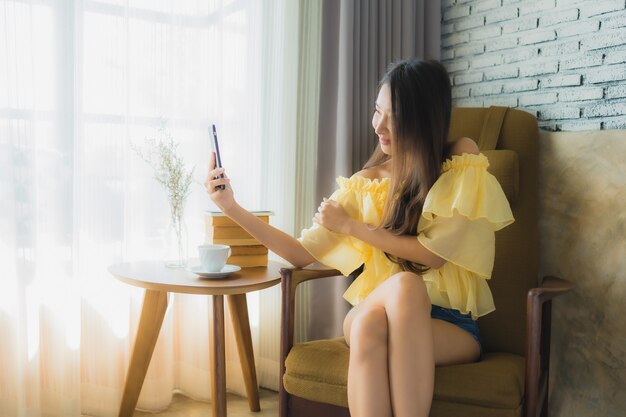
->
xmin=204 ymin=152 xmax=236 ymax=213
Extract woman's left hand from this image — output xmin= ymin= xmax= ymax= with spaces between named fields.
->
xmin=313 ymin=198 xmax=353 ymax=235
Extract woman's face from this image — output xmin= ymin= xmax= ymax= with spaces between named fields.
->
xmin=372 ymin=83 xmax=395 ymax=156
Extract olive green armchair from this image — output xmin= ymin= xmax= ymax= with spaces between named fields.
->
xmin=278 ymin=107 xmax=573 ymax=417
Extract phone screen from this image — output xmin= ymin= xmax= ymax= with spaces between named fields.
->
xmin=211 ymin=124 xmax=225 ymax=190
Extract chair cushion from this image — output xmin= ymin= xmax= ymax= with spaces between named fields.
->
xmin=284 ymin=338 xmax=525 ymax=410
xmin=284 ymin=338 xmax=350 ymax=408
xmin=433 ymin=351 xmax=525 ymax=409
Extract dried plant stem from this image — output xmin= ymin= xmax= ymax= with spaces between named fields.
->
xmin=132 ymin=127 xmax=195 ymax=265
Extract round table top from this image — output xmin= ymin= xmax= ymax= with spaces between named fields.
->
xmin=108 ymin=259 xmax=286 ymax=295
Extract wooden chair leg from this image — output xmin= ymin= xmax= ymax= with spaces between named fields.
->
xmin=119 ymin=290 xmax=168 ymax=417
xmin=228 ymin=293 xmax=261 ymax=411
xmin=210 ymin=295 xmax=227 ymax=417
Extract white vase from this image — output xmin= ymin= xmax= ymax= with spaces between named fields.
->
xmin=164 ymin=212 xmax=188 ymax=268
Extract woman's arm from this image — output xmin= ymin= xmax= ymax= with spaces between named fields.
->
xmin=205 ymin=153 xmax=316 ymax=268
xmin=347 ymin=220 xmax=445 ymax=269
xmin=314 ymin=199 xmax=446 ymax=269
xmin=222 ymin=203 xmax=316 ymax=267
xmin=314 ymin=139 xmax=481 ymax=268
xmin=310 ymin=139 xmax=480 ymax=268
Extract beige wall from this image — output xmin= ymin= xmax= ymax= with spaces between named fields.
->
xmin=539 ymin=130 xmax=626 ymax=416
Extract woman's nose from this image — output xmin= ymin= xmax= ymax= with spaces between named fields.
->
xmin=374 ymin=115 xmax=387 ymax=133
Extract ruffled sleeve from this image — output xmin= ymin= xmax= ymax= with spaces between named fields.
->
xmin=298 ymin=176 xmax=389 ymax=276
xmin=423 ymin=153 xmax=514 ymax=231
xmin=417 ymin=153 xmax=514 ymax=318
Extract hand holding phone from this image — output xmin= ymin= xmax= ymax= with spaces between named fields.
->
xmin=211 ymin=124 xmax=225 ymax=190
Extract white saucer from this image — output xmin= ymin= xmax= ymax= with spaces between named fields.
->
xmin=188 ymin=264 xmax=241 ymax=279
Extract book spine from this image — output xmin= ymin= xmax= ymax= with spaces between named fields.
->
xmin=209 ymin=238 xmax=261 ymax=246
xmin=230 ymin=245 xmax=268 ymax=256
xmin=206 ymin=226 xmax=255 ymax=240
xmin=205 ymin=214 xmax=269 ymax=227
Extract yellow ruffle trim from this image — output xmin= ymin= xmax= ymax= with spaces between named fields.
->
xmin=337 ymin=176 xmax=390 ymax=194
xmin=423 ymin=153 xmax=514 ymax=231
xmin=422 ymin=262 xmax=495 ymax=320
xmin=334 ymin=176 xmax=389 ymax=226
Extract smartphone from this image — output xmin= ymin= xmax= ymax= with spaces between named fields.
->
xmin=211 ymin=124 xmax=225 ymax=190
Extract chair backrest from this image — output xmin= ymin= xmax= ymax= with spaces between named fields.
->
xmin=449 ymin=107 xmax=539 ymax=356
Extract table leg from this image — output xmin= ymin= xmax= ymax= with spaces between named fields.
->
xmin=210 ymin=294 xmax=227 ymax=417
xmin=227 ymin=294 xmax=261 ymax=411
xmin=119 ymin=290 xmax=168 ymax=417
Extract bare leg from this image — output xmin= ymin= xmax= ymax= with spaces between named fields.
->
xmin=345 ymin=305 xmax=391 ymax=417
xmin=343 ymin=272 xmax=480 ymax=417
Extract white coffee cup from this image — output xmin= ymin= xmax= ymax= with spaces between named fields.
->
xmin=198 ymin=244 xmax=231 ymax=272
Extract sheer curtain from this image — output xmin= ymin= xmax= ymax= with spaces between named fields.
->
xmin=0 ymin=0 xmax=302 ymax=416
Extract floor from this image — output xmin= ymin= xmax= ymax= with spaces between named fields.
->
xmin=132 ymin=389 xmax=279 ymax=417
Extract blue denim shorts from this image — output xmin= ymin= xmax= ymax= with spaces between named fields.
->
xmin=431 ymin=305 xmax=482 ymax=354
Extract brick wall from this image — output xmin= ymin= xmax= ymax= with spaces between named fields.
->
xmin=441 ymin=0 xmax=626 ymax=131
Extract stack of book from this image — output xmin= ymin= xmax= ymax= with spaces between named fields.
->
xmin=205 ymin=211 xmax=273 ymax=267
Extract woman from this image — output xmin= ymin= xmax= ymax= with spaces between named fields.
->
xmin=205 ymin=59 xmax=514 ymax=417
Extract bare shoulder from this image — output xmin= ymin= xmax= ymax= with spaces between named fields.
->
xmin=352 ymin=164 xmax=390 ymax=180
xmin=451 ymin=136 xmax=480 ymax=156
xmin=352 ymin=167 xmax=380 ymax=180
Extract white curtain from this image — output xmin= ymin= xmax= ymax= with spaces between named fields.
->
xmin=0 ymin=0 xmax=303 ymax=416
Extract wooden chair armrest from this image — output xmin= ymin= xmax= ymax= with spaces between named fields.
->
xmin=524 ymin=275 xmax=574 ymax=417
xmin=280 ymin=267 xmax=344 ymax=349
xmin=528 ymin=275 xmax=575 ymax=303
xmin=279 ymin=267 xmax=343 ymax=348
xmin=279 ymin=266 xmax=345 ymax=416
xmin=280 ymin=266 xmax=343 ymax=291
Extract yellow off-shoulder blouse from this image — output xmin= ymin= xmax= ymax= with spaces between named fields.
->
xmin=298 ymin=153 xmax=514 ymax=320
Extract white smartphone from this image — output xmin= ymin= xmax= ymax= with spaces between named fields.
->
xmin=211 ymin=124 xmax=225 ymax=190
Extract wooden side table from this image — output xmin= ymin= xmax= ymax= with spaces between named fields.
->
xmin=108 ymin=260 xmax=285 ymax=417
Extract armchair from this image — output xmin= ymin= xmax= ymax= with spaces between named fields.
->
xmin=279 ymin=107 xmax=573 ymax=417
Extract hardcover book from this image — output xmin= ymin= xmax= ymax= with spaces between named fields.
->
xmin=204 ymin=211 xmax=274 ymax=267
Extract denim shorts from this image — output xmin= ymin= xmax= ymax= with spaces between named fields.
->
xmin=431 ymin=305 xmax=482 ymax=355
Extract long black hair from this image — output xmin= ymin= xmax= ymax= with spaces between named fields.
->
xmin=364 ymin=59 xmax=452 ymax=273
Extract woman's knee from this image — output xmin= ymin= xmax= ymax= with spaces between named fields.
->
xmin=349 ymin=306 xmax=388 ymax=352
xmin=386 ymin=272 xmax=431 ymax=313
